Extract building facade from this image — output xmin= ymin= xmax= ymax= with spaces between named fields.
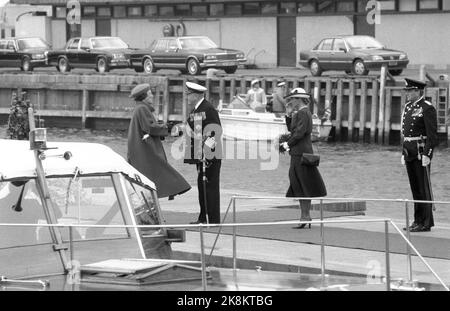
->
xmin=9 ymin=0 xmax=450 ymax=69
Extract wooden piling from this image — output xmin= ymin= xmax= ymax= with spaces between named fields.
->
xmin=163 ymin=77 xmax=170 ymax=123
xmin=81 ymin=89 xmax=88 ymax=129
xmin=359 ymin=80 xmax=367 ymax=142
xmin=348 ymin=80 xmax=355 ymax=141
xmin=383 ymin=88 xmax=392 ymax=145
xmin=378 ymin=65 xmax=387 ymax=144
xmin=230 ymin=78 xmax=236 ymax=103
xmin=335 ymin=79 xmax=343 ymax=141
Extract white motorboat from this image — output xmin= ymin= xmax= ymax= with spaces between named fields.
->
xmin=218 ymin=96 xmax=332 ymax=141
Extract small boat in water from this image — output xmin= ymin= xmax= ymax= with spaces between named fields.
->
xmin=219 ymin=96 xmax=333 ymax=141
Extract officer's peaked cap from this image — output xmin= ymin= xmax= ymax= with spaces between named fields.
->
xmin=186 ymin=81 xmax=207 ymax=93
xmin=404 ymin=78 xmax=427 ymax=90
xmin=285 ymin=88 xmax=310 ymax=99
xmin=130 ymin=83 xmax=151 ymax=98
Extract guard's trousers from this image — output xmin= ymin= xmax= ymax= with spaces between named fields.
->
xmin=196 ymin=160 xmax=221 ymax=224
xmin=405 ymin=159 xmax=434 ymax=228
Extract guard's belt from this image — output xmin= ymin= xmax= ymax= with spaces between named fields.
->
xmin=404 ymin=136 xmax=427 ymax=142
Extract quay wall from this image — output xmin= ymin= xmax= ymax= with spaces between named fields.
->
xmin=0 ymin=73 xmax=448 ymax=145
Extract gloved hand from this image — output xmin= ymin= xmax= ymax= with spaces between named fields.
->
xmin=401 ymin=155 xmax=405 ymax=165
xmin=280 ymin=142 xmax=290 ymax=152
xmin=422 ymin=155 xmax=431 ymax=167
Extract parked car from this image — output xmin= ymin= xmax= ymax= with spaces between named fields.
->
xmin=130 ymin=36 xmax=247 ymax=75
xmin=299 ymin=35 xmax=409 ymax=76
xmin=48 ymin=36 xmax=133 ymax=73
xmin=0 ymin=37 xmax=51 ymax=71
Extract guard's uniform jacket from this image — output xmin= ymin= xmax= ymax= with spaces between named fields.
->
xmin=402 ymin=96 xmax=438 ymax=161
xmin=401 ymin=95 xmax=438 ymax=229
xmin=184 ymin=99 xmax=222 ymax=224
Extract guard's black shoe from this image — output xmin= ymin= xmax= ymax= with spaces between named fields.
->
xmin=403 ymin=223 xmax=419 ymax=231
xmin=410 ymin=225 xmax=431 ymax=232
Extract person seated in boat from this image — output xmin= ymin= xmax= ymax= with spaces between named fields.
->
xmin=245 ymin=79 xmax=267 ymax=112
xmin=271 ymin=80 xmax=287 ymax=116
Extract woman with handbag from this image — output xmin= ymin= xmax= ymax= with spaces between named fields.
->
xmin=280 ymin=88 xmax=327 ymax=229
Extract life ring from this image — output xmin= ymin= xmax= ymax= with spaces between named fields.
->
xmin=162 ymin=24 xmax=174 ymax=37
xmin=175 ymin=22 xmax=186 ymax=37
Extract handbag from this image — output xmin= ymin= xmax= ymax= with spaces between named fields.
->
xmin=300 ymin=144 xmax=320 ymax=166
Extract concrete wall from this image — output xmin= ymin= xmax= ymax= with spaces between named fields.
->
xmin=16 ymin=15 xmax=51 ymax=42
xmin=50 ymin=19 xmax=66 ymax=49
xmin=81 ymin=19 xmax=96 ymax=38
xmin=297 ymin=15 xmax=354 ymax=68
xmin=111 ymin=17 xmax=277 ymax=67
xmin=375 ymin=13 xmax=450 ymax=68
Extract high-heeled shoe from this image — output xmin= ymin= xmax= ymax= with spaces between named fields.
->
xmin=293 ymin=218 xmax=312 ymax=229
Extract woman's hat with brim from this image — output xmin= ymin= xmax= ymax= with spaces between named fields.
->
xmin=251 ymin=79 xmax=260 ymax=87
xmin=130 ymin=83 xmax=150 ymax=98
xmin=284 ymin=87 xmax=310 ymax=99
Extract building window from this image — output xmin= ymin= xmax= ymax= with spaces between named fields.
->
xmin=1 ymin=29 xmax=4 ymax=39
xmin=55 ymin=7 xmax=66 ymax=18
xmin=128 ymin=6 xmax=142 ymax=17
xmin=97 ymin=7 xmax=112 ymax=17
xmin=83 ymin=6 xmax=96 ymax=17
xmin=160 ymin=5 xmax=175 ymax=16
xmin=225 ymin=3 xmax=242 ymax=15
xmin=298 ymin=1 xmax=316 ymax=13
xmin=317 ymin=0 xmax=336 ymax=13
xmin=192 ymin=4 xmax=207 ymax=16
xmin=280 ymin=2 xmax=296 ymax=14
xmin=210 ymin=4 xmax=224 ymax=16
xmin=11 ymin=29 xmax=15 ymax=37
xmin=337 ymin=0 xmax=355 ymax=12
xmin=175 ymin=4 xmax=190 ymax=16
xmin=379 ymin=0 xmax=396 ymax=11
xmin=145 ymin=5 xmax=158 ymax=17
xmin=113 ymin=6 xmax=127 ymax=18
xmin=398 ymin=0 xmax=417 ymax=11
xmin=419 ymin=0 xmax=439 ymax=9
xmin=243 ymin=2 xmax=260 ymax=15
xmin=261 ymin=3 xmax=278 ymax=14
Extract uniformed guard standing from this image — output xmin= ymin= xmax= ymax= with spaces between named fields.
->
xmin=401 ymin=78 xmax=438 ymax=232
xmin=183 ymin=82 xmax=222 ymax=224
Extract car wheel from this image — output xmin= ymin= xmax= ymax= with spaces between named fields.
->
xmin=187 ymin=58 xmax=201 ymax=75
xmin=97 ymin=57 xmax=109 ymax=73
xmin=143 ymin=58 xmax=155 ymax=73
xmin=224 ymin=66 xmax=237 ymax=74
xmin=21 ymin=57 xmax=32 ymax=72
xmin=352 ymin=59 xmax=369 ymax=75
xmin=388 ymin=69 xmax=403 ymax=76
xmin=58 ymin=57 xmax=70 ymax=73
xmin=309 ymin=59 xmax=322 ymax=76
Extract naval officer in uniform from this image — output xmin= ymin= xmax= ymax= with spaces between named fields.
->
xmin=401 ymin=78 xmax=438 ymax=232
xmin=183 ymin=82 xmax=222 ymax=224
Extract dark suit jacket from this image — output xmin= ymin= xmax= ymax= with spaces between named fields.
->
xmin=184 ymin=99 xmax=223 ymax=164
xmin=287 ymin=106 xmax=313 ymax=156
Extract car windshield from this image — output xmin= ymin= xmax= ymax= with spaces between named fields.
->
xmin=345 ymin=36 xmax=384 ymax=49
xmin=17 ymin=38 xmax=48 ymax=50
xmin=179 ymin=37 xmax=218 ymax=49
xmin=91 ymin=37 xmax=128 ymax=49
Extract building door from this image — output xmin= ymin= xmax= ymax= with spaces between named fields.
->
xmin=277 ymin=17 xmax=297 ymax=67
xmin=354 ymin=15 xmax=375 ymax=37
xmin=96 ymin=19 xmax=111 ymax=36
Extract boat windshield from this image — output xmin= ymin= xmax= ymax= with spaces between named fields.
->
xmin=179 ymin=37 xmax=218 ymax=50
xmin=345 ymin=36 xmax=384 ymax=49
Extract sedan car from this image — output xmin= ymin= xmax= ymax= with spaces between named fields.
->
xmin=299 ymin=35 xmax=409 ymax=76
xmin=0 ymin=37 xmax=51 ymax=71
xmin=48 ymin=36 xmax=133 ymax=73
xmin=130 ymin=36 xmax=246 ymax=75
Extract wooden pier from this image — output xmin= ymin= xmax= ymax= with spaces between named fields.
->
xmin=0 ymin=72 xmax=448 ymax=145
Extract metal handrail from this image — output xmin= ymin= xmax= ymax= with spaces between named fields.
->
xmin=0 ymin=217 xmax=448 ymax=291
xmin=206 ymin=195 xmax=449 ymax=291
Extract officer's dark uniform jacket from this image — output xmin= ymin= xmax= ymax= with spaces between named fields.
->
xmin=402 ymin=96 xmax=438 ymax=161
xmin=184 ymin=99 xmax=222 ymax=164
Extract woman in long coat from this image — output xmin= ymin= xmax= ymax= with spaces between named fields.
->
xmin=281 ymin=88 xmax=327 ymax=229
xmin=127 ymin=84 xmax=191 ymax=199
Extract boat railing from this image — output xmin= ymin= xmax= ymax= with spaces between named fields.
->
xmin=0 ymin=211 xmax=448 ymax=291
xmin=207 ymin=195 xmax=450 ymax=291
